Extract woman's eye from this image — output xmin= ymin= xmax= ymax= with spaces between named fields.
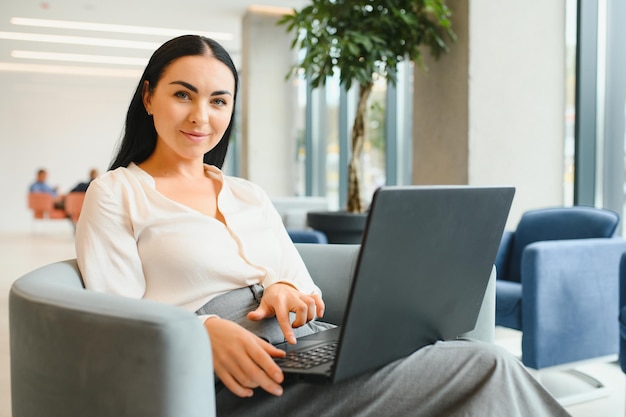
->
xmin=174 ymin=91 xmax=190 ymax=100
xmin=213 ymin=98 xmax=228 ymax=106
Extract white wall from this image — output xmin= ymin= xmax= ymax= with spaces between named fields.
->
xmin=0 ymin=0 xmax=245 ymax=234
xmin=1 ymin=72 xmax=135 ymax=232
xmin=240 ymin=7 xmax=299 ymax=197
xmin=469 ymin=1 xmax=566 ymax=227
xmin=412 ymin=0 xmax=566 ymax=229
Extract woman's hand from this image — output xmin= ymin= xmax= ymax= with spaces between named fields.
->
xmin=247 ymin=283 xmax=325 ymax=344
xmin=204 ymin=317 xmax=286 ymax=398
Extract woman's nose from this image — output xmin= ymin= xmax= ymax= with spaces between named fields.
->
xmin=189 ymin=102 xmax=209 ymax=125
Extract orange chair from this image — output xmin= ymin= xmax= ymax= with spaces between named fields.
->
xmin=27 ymin=193 xmax=67 ymax=220
xmin=64 ymin=192 xmax=86 ymax=224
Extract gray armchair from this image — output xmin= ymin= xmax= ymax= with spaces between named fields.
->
xmin=10 ymin=243 xmax=495 ymax=417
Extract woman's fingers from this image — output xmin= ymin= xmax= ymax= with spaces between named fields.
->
xmin=288 ymin=297 xmax=315 ymax=328
xmin=275 ymin=307 xmax=297 ymax=344
xmin=204 ymin=318 xmax=286 ymax=397
xmin=216 ymin=365 xmax=254 ymax=398
xmin=312 ymin=294 xmax=325 ymax=318
xmin=289 ymin=293 xmax=324 ymax=326
xmin=246 ymin=342 xmax=285 ymax=395
xmin=248 ymin=283 xmax=326 ymax=343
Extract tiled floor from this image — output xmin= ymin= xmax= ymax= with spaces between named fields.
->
xmin=1 ymin=226 xmax=78 ymax=417
xmin=0 ymin=228 xmax=624 ymax=417
xmin=496 ymin=327 xmax=625 ymax=417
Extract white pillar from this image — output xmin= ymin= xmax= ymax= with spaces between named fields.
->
xmin=413 ymin=0 xmax=566 ymax=227
xmin=241 ymin=6 xmax=298 ymax=197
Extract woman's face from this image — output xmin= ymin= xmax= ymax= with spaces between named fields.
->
xmin=143 ymin=54 xmax=235 ymax=163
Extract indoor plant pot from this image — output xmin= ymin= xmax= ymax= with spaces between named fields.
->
xmin=306 ymin=210 xmax=368 ymax=244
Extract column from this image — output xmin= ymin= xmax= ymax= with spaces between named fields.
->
xmin=412 ymin=0 xmax=566 ymax=226
xmin=241 ymin=6 xmax=298 ymax=196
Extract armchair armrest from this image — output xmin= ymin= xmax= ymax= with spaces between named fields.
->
xmin=520 ymin=238 xmax=626 ymax=369
xmin=619 ymin=253 xmax=626 ymax=373
xmin=295 ymin=243 xmax=359 ymax=326
xmin=9 ymin=260 xmax=215 ymax=417
xmin=495 ymin=230 xmax=515 ymax=281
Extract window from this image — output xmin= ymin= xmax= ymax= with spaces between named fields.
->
xmin=297 ymin=62 xmax=412 ymax=211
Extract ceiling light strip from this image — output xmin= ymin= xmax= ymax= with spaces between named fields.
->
xmin=0 ymin=31 xmax=160 ymax=50
xmin=0 ymin=62 xmax=142 ymax=78
xmin=10 ymin=17 xmax=234 ymax=41
xmin=11 ymin=50 xmax=148 ymax=66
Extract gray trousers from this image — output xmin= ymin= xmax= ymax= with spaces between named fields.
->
xmin=198 ymin=286 xmax=571 ymax=417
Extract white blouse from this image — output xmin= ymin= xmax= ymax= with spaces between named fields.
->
xmin=75 ymin=163 xmax=321 ymax=317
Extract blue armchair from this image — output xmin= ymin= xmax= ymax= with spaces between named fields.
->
xmin=618 ymin=252 xmax=626 ymax=374
xmin=495 ymin=206 xmax=626 ymax=372
xmin=287 ymin=229 xmax=328 ymax=244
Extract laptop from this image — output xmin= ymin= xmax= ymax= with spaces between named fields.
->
xmin=274 ymin=185 xmax=515 ymax=383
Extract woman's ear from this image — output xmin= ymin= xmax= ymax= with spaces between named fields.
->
xmin=142 ymin=80 xmax=152 ymax=115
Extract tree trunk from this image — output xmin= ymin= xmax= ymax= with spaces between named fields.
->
xmin=347 ymin=82 xmax=374 ymax=213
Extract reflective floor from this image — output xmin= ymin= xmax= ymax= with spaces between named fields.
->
xmin=496 ymin=327 xmax=625 ymax=417
xmin=0 ymin=226 xmax=624 ymax=417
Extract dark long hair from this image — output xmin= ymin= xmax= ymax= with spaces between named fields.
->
xmin=109 ymin=35 xmax=239 ymax=170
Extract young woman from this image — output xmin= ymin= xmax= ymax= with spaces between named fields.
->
xmin=75 ymin=35 xmax=570 ymax=416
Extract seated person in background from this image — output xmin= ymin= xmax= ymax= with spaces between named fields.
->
xmin=70 ymin=168 xmax=99 ymax=192
xmin=29 ymin=168 xmax=64 ymax=209
xmin=75 ymin=35 xmax=571 ymax=417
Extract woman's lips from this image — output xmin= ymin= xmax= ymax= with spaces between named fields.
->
xmin=182 ymin=131 xmax=209 ymax=143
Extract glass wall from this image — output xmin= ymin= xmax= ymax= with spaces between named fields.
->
xmin=571 ymin=0 xmax=626 ymax=234
xmin=294 ymin=62 xmax=411 ymax=211
xmin=563 ymin=0 xmax=577 ymax=206
xmin=286 ymin=1 xmax=611 ymax=218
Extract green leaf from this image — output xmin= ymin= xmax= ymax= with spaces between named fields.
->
xmin=279 ymin=0 xmax=455 ymax=89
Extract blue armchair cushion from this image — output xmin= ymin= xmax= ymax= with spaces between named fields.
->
xmin=519 ymin=239 xmax=625 ymax=369
xmin=503 ymin=206 xmax=619 ymax=283
xmin=496 ymin=206 xmax=624 ymax=370
xmin=494 ymin=280 xmax=522 ymax=330
xmin=620 ymin=306 xmax=626 ymax=373
xmin=619 ymin=252 xmax=626 ymax=374
xmin=287 ymin=229 xmax=328 ymax=244
xmin=494 ymin=231 xmax=514 ymax=283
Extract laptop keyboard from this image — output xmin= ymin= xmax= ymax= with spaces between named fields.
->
xmin=275 ymin=341 xmax=338 ymax=369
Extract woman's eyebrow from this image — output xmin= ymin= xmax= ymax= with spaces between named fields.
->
xmin=212 ymin=90 xmax=233 ymax=97
xmin=170 ymin=80 xmax=197 ymax=93
xmin=169 ymin=80 xmax=232 ymax=96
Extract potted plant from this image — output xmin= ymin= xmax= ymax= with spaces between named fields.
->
xmin=279 ymin=0 xmax=455 ymax=243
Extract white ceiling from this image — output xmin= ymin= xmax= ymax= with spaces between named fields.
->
xmin=0 ymin=0 xmax=307 ymax=73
